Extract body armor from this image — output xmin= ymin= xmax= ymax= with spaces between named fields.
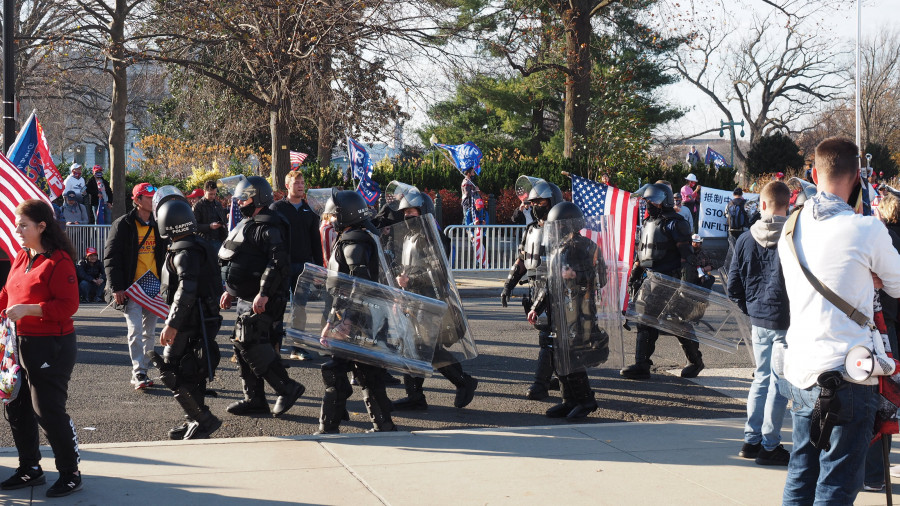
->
xmin=523 ymin=223 xmax=546 ymax=275
xmin=637 ymin=217 xmax=674 ymax=266
xmin=219 ymin=212 xmax=286 ymax=299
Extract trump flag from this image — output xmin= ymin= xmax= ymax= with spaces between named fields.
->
xmin=433 ymin=141 xmax=483 ymax=176
xmin=6 ymin=111 xmax=64 ymax=199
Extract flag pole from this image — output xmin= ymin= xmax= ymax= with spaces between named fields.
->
xmin=2 ymin=0 xmax=15 ymax=153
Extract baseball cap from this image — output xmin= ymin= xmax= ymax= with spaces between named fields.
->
xmin=776 ymin=172 xmax=785 ymax=179
xmin=85 ymin=247 xmax=97 ymax=255
xmin=71 ymin=163 xmax=82 ymax=173
xmin=186 ymin=188 xmax=204 ymax=199
xmin=691 ymin=234 xmax=703 ymax=243
xmin=92 ymin=165 xmax=103 ymax=174
xmin=132 ymin=182 xmax=157 ymax=199
xmin=66 ymin=190 xmax=78 ymax=200
xmin=474 ymin=198 xmax=485 ymax=209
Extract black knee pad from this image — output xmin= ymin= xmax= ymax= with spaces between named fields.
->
xmin=240 ymin=342 xmax=277 ymax=376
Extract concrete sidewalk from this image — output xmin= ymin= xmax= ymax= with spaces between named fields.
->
xmin=0 ymin=418 xmax=895 ymax=505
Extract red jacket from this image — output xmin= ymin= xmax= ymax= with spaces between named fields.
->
xmin=0 ymin=248 xmax=78 ymax=336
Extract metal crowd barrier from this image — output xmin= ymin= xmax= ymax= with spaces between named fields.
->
xmin=444 ymin=224 xmax=526 ymax=271
xmin=65 ymin=224 xmax=111 ymax=261
xmin=64 ymin=223 xmax=526 ymax=272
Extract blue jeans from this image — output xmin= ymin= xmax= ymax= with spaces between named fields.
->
xmin=781 ymin=378 xmax=877 ymax=505
xmin=744 ymin=326 xmax=789 ymax=450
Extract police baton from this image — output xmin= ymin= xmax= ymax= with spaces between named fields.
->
xmin=197 ymin=302 xmax=216 ymax=382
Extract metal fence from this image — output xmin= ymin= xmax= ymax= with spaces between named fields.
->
xmin=444 ymin=224 xmax=526 ymax=271
xmin=65 ymin=224 xmax=111 ymax=261
xmin=63 ymin=223 xmax=527 ymax=272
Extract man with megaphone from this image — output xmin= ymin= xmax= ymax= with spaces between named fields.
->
xmin=777 ymin=137 xmax=900 ymax=506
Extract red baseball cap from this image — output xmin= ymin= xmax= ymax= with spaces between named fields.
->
xmin=85 ymin=247 xmax=97 ymax=255
xmin=132 ymin=182 xmax=157 ymax=199
xmin=475 ymin=198 xmax=485 ymax=209
xmin=776 ymin=172 xmax=785 ymax=179
xmin=186 ymin=188 xmax=204 ymax=199
xmin=92 ymin=165 xmax=103 ymax=174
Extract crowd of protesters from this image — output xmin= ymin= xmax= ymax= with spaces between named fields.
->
xmin=4 ymin=137 xmax=900 ymax=502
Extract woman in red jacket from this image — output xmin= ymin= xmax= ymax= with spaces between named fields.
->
xmin=0 ymin=199 xmax=81 ymax=498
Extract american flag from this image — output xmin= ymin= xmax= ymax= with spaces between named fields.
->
xmin=227 ymin=197 xmax=243 ymax=231
xmin=570 ymin=174 xmax=638 ymax=308
xmin=125 ymin=270 xmax=169 ymax=320
xmin=290 ymin=151 xmax=308 ymax=167
xmin=0 ymin=152 xmax=53 ymax=260
xmin=471 ymin=227 xmax=487 ymax=269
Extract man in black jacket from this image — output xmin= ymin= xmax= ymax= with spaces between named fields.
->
xmin=270 ymin=170 xmax=323 ymax=360
xmin=104 ymin=183 xmax=167 ymax=390
xmin=193 ymin=180 xmax=227 ymax=251
xmin=86 ymin=165 xmax=114 ymax=224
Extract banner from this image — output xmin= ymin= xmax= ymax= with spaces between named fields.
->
xmin=697 ymin=187 xmax=758 ymax=238
xmin=6 ymin=111 xmax=64 ymax=199
xmin=432 ymin=141 xmax=483 ymax=175
xmin=347 ymin=137 xmax=372 ymax=181
xmin=704 ymin=146 xmax=730 ymax=169
xmin=356 ymin=172 xmax=381 ymax=205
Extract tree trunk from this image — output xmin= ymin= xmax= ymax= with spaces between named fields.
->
xmin=108 ymin=1 xmax=128 ymax=221
xmin=561 ymin=2 xmax=592 ymax=159
xmin=270 ymin=86 xmax=292 ymax=191
xmin=317 ymin=116 xmax=333 ymax=168
xmin=315 ymin=53 xmax=333 ymax=168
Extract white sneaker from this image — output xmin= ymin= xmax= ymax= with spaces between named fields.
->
xmin=890 ymin=465 xmax=900 ymax=478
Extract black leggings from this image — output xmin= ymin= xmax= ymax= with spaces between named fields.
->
xmin=6 ymin=333 xmax=80 ymax=473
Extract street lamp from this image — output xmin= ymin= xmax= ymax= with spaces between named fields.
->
xmin=719 ymin=119 xmax=745 ymax=168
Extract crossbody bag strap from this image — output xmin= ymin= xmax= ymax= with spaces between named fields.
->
xmin=784 ymin=208 xmax=870 ymax=328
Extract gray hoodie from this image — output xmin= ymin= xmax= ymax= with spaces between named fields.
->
xmin=750 ymin=214 xmax=788 ymax=249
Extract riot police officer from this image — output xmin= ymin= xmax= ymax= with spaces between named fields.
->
xmin=318 ymin=190 xmax=396 ymax=434
xmin=529 ymin=202 xmax=605 ymax=420
xmin=500 ymin=177 xmax=563 ymax=400
xmin=391 ymin=189 xmax=478 ymax=411
xmin=218 ymin=176 xmax=305 ymax=417
xmin=621 ymin=183 xmax=704 ymax=380
xmin=153 ymin=194 xmax=224 ymax=439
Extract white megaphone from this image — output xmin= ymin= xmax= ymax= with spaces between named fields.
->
xmin=844 ymin=345 xmax=900 ymax=382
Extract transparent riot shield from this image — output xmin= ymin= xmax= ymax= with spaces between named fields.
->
xmin=151 ymin=186 xmax=187 ymax=219
xmin=306 ymin=188 xmax=336 ymax=216
xmin=385 ymin=181 xmax=417 ymax=209
xmin=379 ymin=215 xmax=478 ymax=367
xmin=515 ymin=175 xmax=543 ymax=202
xmin=625 ymin=271 xmax=749 ymax=352
xmin=545 ymin=216 xmax=625 ymax=376
xmin=285 ymin=263 xmax=447 ymax=377
xmin=216 ymin=175 xmax=245 ymax=197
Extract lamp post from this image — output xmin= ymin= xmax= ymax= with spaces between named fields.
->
xmin=719 ymin=119 xmax=745 ymax=168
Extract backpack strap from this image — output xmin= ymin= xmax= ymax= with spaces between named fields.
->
xmin=784 ymin=207 xmax=870 ymax=328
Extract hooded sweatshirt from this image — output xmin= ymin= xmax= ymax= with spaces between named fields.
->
xmin=726 ymin=213 xmax=790 ymax=330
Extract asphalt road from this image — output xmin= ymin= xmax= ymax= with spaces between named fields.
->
xmin=0 ymin=296 xmax=753 ymax=446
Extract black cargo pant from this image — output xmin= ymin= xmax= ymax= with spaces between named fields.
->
xmin=6 ymin=333 xmax=80 ymax=473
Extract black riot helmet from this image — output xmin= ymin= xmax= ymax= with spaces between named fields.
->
xmin=398 ymin=189 xmax=435 ymax=216
xmin=545 ymin=201 xmax=585 ymax=236
xmin=157 ymin=198 xmax=197 ymax=240
xmin=329 ymin=190 xmax=373 ymax=229
xmin=234 ymin=176 xmax=274 ymax=209
xmin=635 ymin=183 xmax=675 ymax=208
